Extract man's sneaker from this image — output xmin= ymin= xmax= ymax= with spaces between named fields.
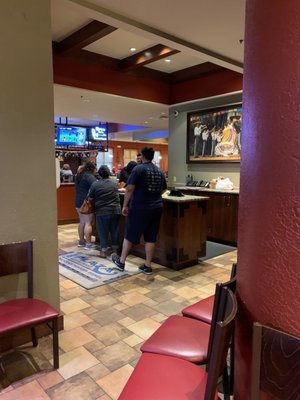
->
xmin=112 ymin=253 xmax=125 ymax=271
xmin=138 ymin=264 xmax=153 ymax=275
xmin=77 ymin=241 xmax=85 ymax=247
xmin=84 ymin=243 xmax=97 ymax=250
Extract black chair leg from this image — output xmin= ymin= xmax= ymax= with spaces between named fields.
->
xmin=52 ymin=318 xmax=59 ymax=369
xmin=31 ymin=327 xmax=38 ymax=347
xmin=229 ymin=334 xmax=235 ymax=395
xmin=222 ymin=364 xmax=231 ymax=400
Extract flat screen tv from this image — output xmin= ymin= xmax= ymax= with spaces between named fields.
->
xmin=56 ymin=126 xmax=87 ymax=146
xmin=87 ymin=126 xmax=108 ymax=142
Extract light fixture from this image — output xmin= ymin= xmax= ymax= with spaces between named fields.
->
xmin=130 ymin=47 xmax=136 ymax=52
xmin=165 ymin=59 xmax=171 ymax=63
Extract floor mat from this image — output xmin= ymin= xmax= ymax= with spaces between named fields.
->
xmin=59 ymin=251 xmax=141 ymax=289
xmin=199 ymin=241 xmax=237 ymax=261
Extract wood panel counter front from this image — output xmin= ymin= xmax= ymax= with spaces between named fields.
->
xmin=120 ymin=192 xmax=209 ymax=270
xmin=57 ymin=183 xmax=79 ymax=224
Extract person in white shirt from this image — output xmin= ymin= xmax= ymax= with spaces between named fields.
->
xmin=193 ymin=123 xmax=205 ymax=157
xmin=201 ymin=128 xmax=210 ymax=156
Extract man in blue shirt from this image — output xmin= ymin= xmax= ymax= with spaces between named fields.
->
xmin=112 ymin=147 xmax=167 ymax=274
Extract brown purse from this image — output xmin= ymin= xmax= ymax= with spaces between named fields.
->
xmin=79 ymin=197 xmax=95 ymax=214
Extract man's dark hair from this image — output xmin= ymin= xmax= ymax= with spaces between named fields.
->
xmin=98 ymin=165 xmax=110 ymax=178
xmin=141 ymin=147 xmax=155 ymax=161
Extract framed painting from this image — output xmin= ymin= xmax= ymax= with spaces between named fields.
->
xmin=186 ymin=103 xmax=242 ymax=163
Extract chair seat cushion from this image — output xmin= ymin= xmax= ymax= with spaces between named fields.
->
xmin=140 ymin=315 xmax=211 ymax=363
xmin=181 ymin=295 xmax=214 ymax=324
xmin=0 ymin=298 xmax=59 ymax=334
xmin=118 ymin=353 xmax=218 ymax=400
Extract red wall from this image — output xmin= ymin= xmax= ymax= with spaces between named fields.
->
xmin=53 ymin=52 xmax=171 ymax=104
xmin=236 ymin=1 xmax=300 ymax=399
xmin=53 ymin=52 xmax=242 ymax=106
xmin=170 ymin=69 xmax=242 ymax=104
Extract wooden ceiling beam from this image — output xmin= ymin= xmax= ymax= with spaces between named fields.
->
xmin=57 ymin=20 xmax=117 ymax=54
xmin=120 ymin=44 xmax=180 ymax=71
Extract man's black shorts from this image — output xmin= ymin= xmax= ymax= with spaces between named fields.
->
xmin=125 ymin=207 xmax=163 ymax=244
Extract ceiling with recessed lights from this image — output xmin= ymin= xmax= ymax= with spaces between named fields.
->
xmin=51 ymin=0 xmax=245 ymax=138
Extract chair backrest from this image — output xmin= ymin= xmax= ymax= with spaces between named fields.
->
xmin=205 ymin=287 xmax=238 ymax=400
xmin=206 ymin=274 xmax=237 ymax=364
xmin=230 ymin=262 xmax=237 ymax=279
xmin=251 ymin=322 xmax=300 ymax=400
xmin=0 ymin=241 xmax=33 ymax=298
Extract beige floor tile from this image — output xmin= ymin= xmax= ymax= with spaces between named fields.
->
xmin=63 ymin=310 xmax=93 ymax=330
xmin=123 ymin=334 xmax=144 ymax=347
xmin=118 ymin=292 xmax=149 ymax=306
xmin=85 ymin=362 xmax=111 ymax=381
xmin=172 ymin=286 xmax=203 ymax=299
xmin=94 ymin=341 xmax=139 ymax=371
xmin=37 ymin=371 xmax=64 ymax=390
xmin=46 ymin=372 xmax=104 ymax=400
xmin=93 ymin=323 xmax=132 ymax=346
xmin=97 ymin=364 xmax=134 ymax=400
xmin=0 ymin=381 xmax=49 ymax=400
xmin=60 ymin=279 xmax=78 ymax=289
xmin=58 ymin=347 xmax=99 ymax=380
xmin=118 ymin=316 xmax=136 ymax=327
xmin=59 ymin=326 xmax=95 ymax=352
xmin=113 ymin=303 xmax=129 ymax=311
xmin=60 ymin=298 xmax=90 ymax=314
xmin=151 ymin=312 xmax=168 ymax=322
xmin=127 ymin=317 xmax=161 ymax=339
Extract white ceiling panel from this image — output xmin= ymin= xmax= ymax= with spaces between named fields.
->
xmin=147 ymin=52 xmax=206 ymax=73
xmin=84 ymin=29 xmax=157 ymax=59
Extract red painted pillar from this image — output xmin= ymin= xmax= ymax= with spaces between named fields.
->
xmin=235 ymin=1 xmax=300 ymax=399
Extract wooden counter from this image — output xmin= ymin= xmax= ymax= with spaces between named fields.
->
xmin=176 ymin=186 xmax=239 ymax=245
xmin=57 ymin=183 xmax=79 ymax=224
xmin=120 ymin=193 xmax=209 ymax=270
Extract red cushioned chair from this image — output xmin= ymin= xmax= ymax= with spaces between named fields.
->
xmin=181 ymin=263 xmax=237 ymax=323
xmin=0 ymin=241 xmax=59 ymax=369
xmin=181 ymin=262 xmax=237 ymax=394
xmin=119 ymin=287 xmax=237 ymax=400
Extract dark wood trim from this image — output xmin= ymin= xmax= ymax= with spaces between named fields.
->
xmin=170 ymin=62 xmax=227 ymax=84
xmin=120 ymin=44 xmax=180 ymax=71
xmin=0 ymin=315 xmax=64 ymax=352
xmin=56 ymin=21 xmax=117 ymax=54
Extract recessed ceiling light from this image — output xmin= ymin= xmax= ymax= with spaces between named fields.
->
xmin=130 ymin=47 xmax=136 ymax=52
xmin=165 ymin=59 xmax=171 ymax=63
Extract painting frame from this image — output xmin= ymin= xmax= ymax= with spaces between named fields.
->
xmin=186 ymin=103 xmax=242 ymax=163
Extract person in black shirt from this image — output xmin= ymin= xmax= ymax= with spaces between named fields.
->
xmin=112 ymin=147 xmax=167 ymax=275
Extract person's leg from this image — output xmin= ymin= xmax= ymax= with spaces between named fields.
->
xmin=120 ymin=238 xmax=133 ymax=264
xmin=144 ymin=242 xmax=156 ymax=268
xmin=98 ymin=215 xmax=109 ymax=251
xmin=76 ymin=209 xmax=85 ymax=245
xmin=83 ymin=214 xmax=94 ymax=247
xmin=112 ymin=209 xmax=142 ymax=270
xmin=140 ymin=208 xmax=163 ymax=274
xmin=110 ymin=214 xmax=120 ymax=251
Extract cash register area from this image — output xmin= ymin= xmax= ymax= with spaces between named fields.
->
xmin=0 ymin=224 xmax=237 ymax=400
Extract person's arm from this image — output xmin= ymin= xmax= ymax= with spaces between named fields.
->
xmin=122 ymin=184 xmax=135 ymax=216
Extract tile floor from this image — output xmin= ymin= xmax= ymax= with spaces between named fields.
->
xmin=0 ymin=224 xmax=237 ymax=399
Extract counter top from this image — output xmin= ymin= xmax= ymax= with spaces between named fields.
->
xmin=162 ymin=191 xmax=209 ymax=202
xmin=175 ymin=186 xmax=240 ymax=195
xmin=118 ymin=189 xmax=209 ymax=202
